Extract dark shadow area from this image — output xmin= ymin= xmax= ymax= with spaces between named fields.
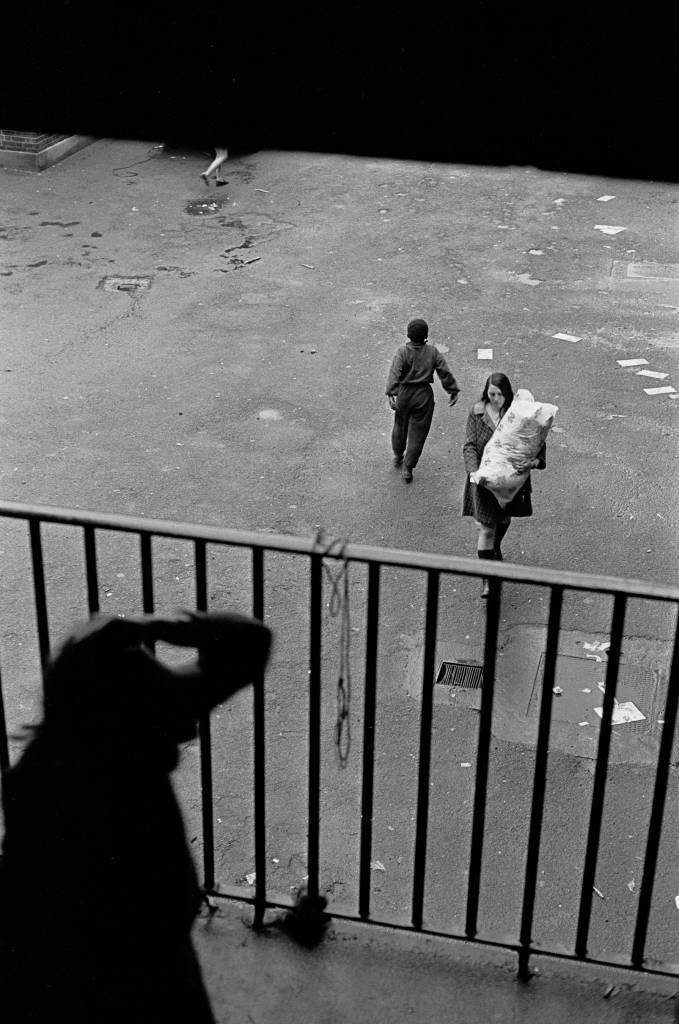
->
xmin=2 ymin=3 xmax=676 ymax=181
xmin=0 ymin=611 xmax=271 ymax=1024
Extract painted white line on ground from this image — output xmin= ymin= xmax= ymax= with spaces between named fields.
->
xmin=597 ymin=195 xmax=616 ymax=202
xmin=617 ymin=358 xmax=648 ymax=367
xmin=636 ymin=369 xmax=668 ymax=379
xmin=594 ymin=225 xmax=626 ymax=235
xmin=552 ymin=333 xmax=581 ymax=342
xmin=644 ymin=386 xmax=676 ymax=395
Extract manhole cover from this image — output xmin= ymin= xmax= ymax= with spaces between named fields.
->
xmin=528 ymin=654 xmax=659 ymax=734
xmin=185 ymin=197 xmax=227 ymax=216
xmin=100 ymin=276 xmax=152 ymax=292
xmin=611 ymin=261 xmax=679 ymax=282
xmin=626 ymin=262 xmax=679 ymax=281
xmin=435 ymin=661 xmax=483 ymax=689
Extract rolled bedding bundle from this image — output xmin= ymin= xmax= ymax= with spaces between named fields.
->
xmin=469 ymin=389 xmax=558 ymax=507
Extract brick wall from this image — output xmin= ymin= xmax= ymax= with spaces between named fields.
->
xmin=0 ymin=131 xmax=69 ymax=152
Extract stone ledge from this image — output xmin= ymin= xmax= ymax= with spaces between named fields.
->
xmin=192 ymin=900 xmax=678 ymax=1024
xmin=0 ymin=135 xmax=96 ymax=172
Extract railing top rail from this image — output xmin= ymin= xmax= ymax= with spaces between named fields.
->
xmin=1 ymin=500 xmax=678 ymax=602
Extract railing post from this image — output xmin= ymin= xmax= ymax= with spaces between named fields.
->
xmin=575 ymin=593 xmax=627 ymax=959
xmin=28 ymin=519 xmax=50 ymax=681
xmin=411 ymin=570 xmax=440 ymax=930
xmin=140 ymin=533 xmax=154 ymax=614
xmin=631 ymin=609 xmax=679 ymax=967
xmin=465 ymin=574 xmax=501 ymax=940
xmin=359 ymin=563 xmax=380 ymax=920
xmin=518 ymin=585 xmax=563 ymax=980
xmin=83 ymin=525 xmax=100 ymax=616
xmin=307 ymin=553 xmax=323 ymax=902
xmin=252 ymin=547 xmax=267 ymax=930
xmin=194 ymin=539 xmax=216 ymax=893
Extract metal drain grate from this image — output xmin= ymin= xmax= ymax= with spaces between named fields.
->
xmin=435 ymin=662 xmax=483 ymax=689
xmin=100 ymin=276 xmax=152 ymax=293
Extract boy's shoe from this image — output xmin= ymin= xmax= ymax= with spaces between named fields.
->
xmin=200 ymin=172 xmax=210 ymax=185
xmin=393 ymin=454 xmax=403 ymax=466
xmin=402 ymin=466 xmax=413 ymax=482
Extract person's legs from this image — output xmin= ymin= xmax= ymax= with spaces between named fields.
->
xmin=391 ymin=392 xmax=409 ymax=465
xmin=403 ymin=386 xmax=434 ymax=473
xmin=212 ymin=147 xmax=229 ymax=183
xmin=477 ymin=523 xmax=497 ymax=599
xmin=201 ymin=147 xmax=229 ymax=183
xmin=494 ymin=517 xmax=511 ymax=559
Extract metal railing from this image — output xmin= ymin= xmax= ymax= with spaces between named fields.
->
xmin=1 ymin=500 xmax=678 ymax=981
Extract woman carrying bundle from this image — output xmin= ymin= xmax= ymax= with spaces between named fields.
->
xmin=462 ymin=372 xmax=547 ymax=597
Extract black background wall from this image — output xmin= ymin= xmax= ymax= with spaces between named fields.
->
xmin=2 ymin=1 xmax=676 ymax=181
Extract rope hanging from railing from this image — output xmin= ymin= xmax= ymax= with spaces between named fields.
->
xmin=313 ymin=528 xmax=352 ymax=768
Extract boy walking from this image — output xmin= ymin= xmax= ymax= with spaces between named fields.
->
xmin=385 ymin=318 xmax=459 ymax=482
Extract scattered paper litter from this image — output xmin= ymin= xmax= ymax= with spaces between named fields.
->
xmin=552 ymin=686 xmax=563 ymax=695
xmin=636 ymin=369 xmax=668 ymax=379
xmin=586 ymin=654 xmax=603 ymax=663
xmin=597 ymin=195 xmax=616 ymax=202
xmin=254 ymin=188 xmax=270 ymax=193
xmin=675 ymin=894 xmax=679 ymax=911
xmin=594 ymin=225 xmax=626 ymax=235
xmin=528 ymin=249 xmax=544 ymax=255
xmin=594 ymin=701 xmax=646 ymax=725
xmin=579 ymin=721 xmax=590 ymax=727
xmin=552 ymin=332 xmax=581 ymax=342
xmin=593 ymin=886 xmax=605 ymax=899
xmin=584 ymin=641 xmax=610 ymax=653
xmin=553 ymin=198 xmax=565 ymax=205
xmin=371 ymin=860 xmax=385 ymax=871
xmin=461 ymin=762 xmax=472 ymax=768
xmin=581 ymin=688 xmax=591 ymax=694
xmin=245 ymin=872 xmax=256 ymax=885
xmin=617 ymin=358 xmax=648 ymax=367
xmin=644 ymin=386 xmax=676 ymax=395
xmin=515 ymin=272 xmax=541 ymax=286
xmin=628 ymin=881 xmax=636 ymax=893
xmin=477 ymin=348 xmax=493 ymax=360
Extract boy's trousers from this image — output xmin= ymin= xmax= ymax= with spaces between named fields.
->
xmin=392 ymin=383 xmax=435 ymax=469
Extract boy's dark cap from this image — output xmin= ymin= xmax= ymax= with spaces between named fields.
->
xmin=407 ymin=318 xmax=428 ymax=343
